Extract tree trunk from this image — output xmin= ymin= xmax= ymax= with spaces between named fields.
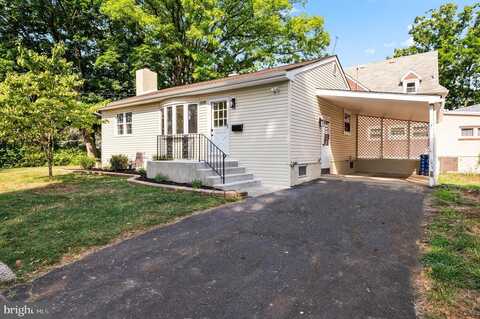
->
xmin=81 ymin=129 xmax=99 ymax=159
xmin=46 ymin=137 xmax=54 ymax=179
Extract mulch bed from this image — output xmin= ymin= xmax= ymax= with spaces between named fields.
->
xmin=89 ymin=168 xmax=140 ymax=175
xmin=137 ymin=177 xmax=220 ymax=191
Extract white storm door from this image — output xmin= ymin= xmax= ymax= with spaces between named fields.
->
xmin=210 ymin=100 xmax=229 ymax=154
xmin=320 ymin=118 xmax=331 ymax=170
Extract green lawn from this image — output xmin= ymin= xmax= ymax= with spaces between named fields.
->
xmin=0 ymin=167 xmax=228 ymax=282
xmin=420 ymin=173 xmax=480 ymax=318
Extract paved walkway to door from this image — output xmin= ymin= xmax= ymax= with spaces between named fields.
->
xmin=7 ymin=177 xmax=426 ymax=319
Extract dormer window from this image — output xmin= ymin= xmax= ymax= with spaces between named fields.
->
xmin=405 ymin=81 xmax=417 ymax=93
xmin=401 ymin=71 xmax=421 ymax=94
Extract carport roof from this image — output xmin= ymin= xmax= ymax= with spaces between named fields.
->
xmin=316 ymin=89 xmax=444 ymax=122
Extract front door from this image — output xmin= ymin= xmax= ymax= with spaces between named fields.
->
xmin=320 ymin=117 xmax=331 ymax=173
xmin=211 ymin=100 xmax=229 ymax=154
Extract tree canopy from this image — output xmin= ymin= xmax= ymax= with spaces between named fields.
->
xmin=0 ymin=44 xmax=84 ymax=177
xmin=0 ymin=0 xmax=330 ymax=100
xmin=394 ymin=3 xmax=480 ymax=109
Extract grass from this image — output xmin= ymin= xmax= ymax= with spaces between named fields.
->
xmin=0 ymin=167 xmax=228 ymax=283
xmin=419 ymin=173 xmax=480 ymax=318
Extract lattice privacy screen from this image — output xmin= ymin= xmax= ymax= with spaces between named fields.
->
xmin=357 ymin=115 xmax=429 ymax=160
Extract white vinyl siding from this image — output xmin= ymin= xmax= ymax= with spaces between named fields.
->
xmin=227 ymin=82 xmax=290 ymax=187
xmin=101 ymin=104 xmax=162 ymax=166
xmin=289 ymin=61 xmax=350 ymax=165
xmin=101 ymin=81 xmax=290 ymax=186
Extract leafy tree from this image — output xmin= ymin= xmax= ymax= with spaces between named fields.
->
xmin=0 ymin=44 xmax=83 ymax=177
xmin=394 ymin=3 xmax=480 ymax=109
xmin=101 ymin=0 xmax=330 ymax=87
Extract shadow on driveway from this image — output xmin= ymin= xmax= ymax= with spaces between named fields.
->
xmin=6 ymin=178 xmax=427 ymax=319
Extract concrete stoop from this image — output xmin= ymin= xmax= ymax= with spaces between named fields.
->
xmin=147 ymin=160 xmax=261 ymax=191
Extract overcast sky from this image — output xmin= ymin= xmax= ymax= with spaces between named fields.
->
xmin=296 ymin=0 xmax=476 ymax=68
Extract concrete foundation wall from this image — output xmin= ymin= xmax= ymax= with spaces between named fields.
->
xmin=147 ymin=161 xmax=204 ymax=183
xmin=355 ymin=159 xmax=419 ymax=177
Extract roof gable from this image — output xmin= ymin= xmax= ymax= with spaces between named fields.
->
xmin=345 ymin=51 xmax=447 ymax=95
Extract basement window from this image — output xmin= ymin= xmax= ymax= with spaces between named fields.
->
xmin=298 ymin=165 xmax=307 ymax=177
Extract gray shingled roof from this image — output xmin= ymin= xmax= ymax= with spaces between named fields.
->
xmin=345 ymin=51 xmax=448 ymax=95
xmin=453 ymin=104 xmax=480 ymax=112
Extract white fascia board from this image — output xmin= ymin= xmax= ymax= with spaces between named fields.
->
xmin=401 ymin=70 xmax=422 ymax=82
xmin=101 ymin=74 xmax=288 ymax=111
xmin=286 ymin=56 xmax=337 ymax=80
xmin=286 ymin=56 xmax=351 ymax=90
xmin=316 ymin=89 xmax=444 ymax=105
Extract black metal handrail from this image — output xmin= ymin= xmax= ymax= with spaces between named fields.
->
xmin=156 ymin=133 xmax=227 ymax=184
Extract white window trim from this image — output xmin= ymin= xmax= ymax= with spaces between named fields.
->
xmin=367 ymin=126 xmax=382 ymax=141
xmin=403 ymin=79 xmax=420 ymax=93
xmin=208 ymin=97 xmax=231 ymax=130
xmin=343 ymin=109 xmax=352 ymax=135
xmin=161 ymin=102 xmax=200 ymax=135
xmin=298 ymin=164 xmax=307 ymax=178
xmin=114 ymin=111 xmax=133 ymax=137
xmin=459 ymin=127 xmax=478 ymax=139
xmin=387 ymin=125 xmax=408 ymax=140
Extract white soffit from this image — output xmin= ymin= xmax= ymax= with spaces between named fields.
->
xmin=316 ymin=89 xmax=443 ymax=122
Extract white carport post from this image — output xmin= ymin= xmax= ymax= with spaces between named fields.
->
xmin=428 ymin=103 xmax=439 ymax=187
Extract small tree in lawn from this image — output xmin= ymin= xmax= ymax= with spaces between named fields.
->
xmin=0 ymin=44 xmax=83 ymax=178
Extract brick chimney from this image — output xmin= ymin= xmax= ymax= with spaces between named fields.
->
xmin=136 ymin=68 xmax=157 ymax=96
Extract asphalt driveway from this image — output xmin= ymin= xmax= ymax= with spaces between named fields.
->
xmin=6 ymin=177 xmax=426 ymax=319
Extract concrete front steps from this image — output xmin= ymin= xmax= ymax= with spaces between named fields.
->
xmin=197 ymin=160 xmax=261 ymax=190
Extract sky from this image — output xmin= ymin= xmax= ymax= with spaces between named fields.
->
xmin=295 ymin=0 xmax=476 ymax=68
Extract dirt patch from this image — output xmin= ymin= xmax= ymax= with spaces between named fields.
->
xmin=416 ymin=191 xmax=480 ymax=319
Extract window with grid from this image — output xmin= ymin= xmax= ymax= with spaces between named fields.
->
xmin=461 ymin=128 xmax=474 ymax=137
xmin=389 ymin=126 xmax=407 ymax=139
xmin=405 ymin=81 xmax=417 ymax=93
xmin=411 ymin=125 xmax=428 ymax=139
xmin=213 ymin=101 xmax=227 ymax=128
xmin=176 ymin=105 xmax=184 ymax=134
xmin=368 ymin=127 xmax=382 ymax=140
xmin=116 ymin=112 xmax=132 ymax=135
xmin=188 ymin=104 xmax=198 ymax=133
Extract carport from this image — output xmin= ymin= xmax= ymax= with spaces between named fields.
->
xmin=316 ymin=89 xmax=444 ymax=186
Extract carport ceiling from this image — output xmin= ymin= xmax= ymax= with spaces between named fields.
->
xmin=316 ymin=89 xmax=443 ymax=122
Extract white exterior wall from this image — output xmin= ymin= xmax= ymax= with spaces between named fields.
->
xmin=437 ymin=113 xmax=480 ymax=173
xmin=288 ymin=61 xmax=350 ymax=185
xmin=101 ymin=104 xmax=161 ymax=167
xmin=101 ymin=81 xmax=290 ymax=186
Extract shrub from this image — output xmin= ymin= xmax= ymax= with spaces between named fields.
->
xmin=191 ymin=179 xmax=203 ymax=189
xmin=18 ymin=151 xmax=46 ymax=167
xmin=79 ymin=156 xmax=96 ymax=170
xmin=154 ymin=174 xmax=169 ymax=183
xmin=54 ymin=148 xmax=86 ymax=166
xmin=137 ymin=168 xmax=147 ymax=177
xmin=110 ymin=155 xmax=129 ymax=171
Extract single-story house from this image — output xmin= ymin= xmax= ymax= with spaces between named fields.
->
xmin=99 ymin=52 xmax=448 ymax=190
xmin=437 ymin=104 xmax=480 ymax=173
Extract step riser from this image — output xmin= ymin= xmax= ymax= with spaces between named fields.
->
xmin=215 ymin=180 xmax=261 ymax=190
xmin=198 ymin=167 xmax=246 ymax=176
xmin=205 ymin=173 xmax=254 ymax=186
xmin=198 ymin=161 xmax=239 ymax=169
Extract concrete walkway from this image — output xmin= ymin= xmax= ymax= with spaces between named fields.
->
xmin=6 ymin=177 xmax=426 ymax=319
